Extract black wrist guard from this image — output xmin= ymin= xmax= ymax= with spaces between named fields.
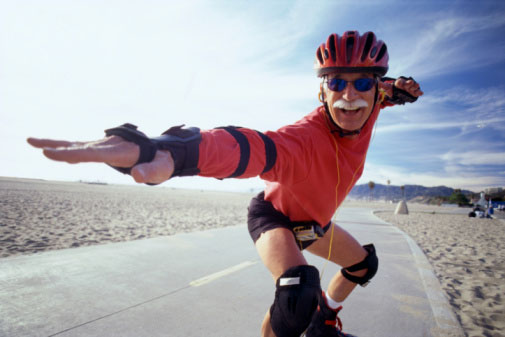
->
xmin=104 ymin=123 xmax=202 ymax=179
xmin=381 ymin=76 xmax=418 ymax=105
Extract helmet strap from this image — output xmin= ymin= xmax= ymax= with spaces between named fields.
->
xmin=323 ymin=102 xmax=361 ymax=137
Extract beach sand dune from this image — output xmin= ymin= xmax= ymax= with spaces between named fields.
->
xmin=376 ymin=211 xmax=505 ymax=337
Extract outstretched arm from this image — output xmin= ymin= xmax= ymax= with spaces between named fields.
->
xmin=28 ymin=121 xmax=288 ymax=185
xmin=28 ymin=121 xmax=310 ymax=187
xmin=27 ymin=135 xmax=175 ymax=185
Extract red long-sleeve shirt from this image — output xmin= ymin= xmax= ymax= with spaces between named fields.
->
xmin=197 ymin=104 xmax=384 ymax=226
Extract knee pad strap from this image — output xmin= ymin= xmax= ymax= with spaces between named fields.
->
xmin=270 ymin=265 xmax=321 ymax=337
xmin=341 ymin=244 xmax=378 ymax=287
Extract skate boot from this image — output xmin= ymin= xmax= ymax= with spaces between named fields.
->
xmin=305 ymin=291 xmax=356 ymax=337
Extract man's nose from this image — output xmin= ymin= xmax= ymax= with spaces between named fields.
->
xmin=342 ymin=82 xmax=359 ymax=100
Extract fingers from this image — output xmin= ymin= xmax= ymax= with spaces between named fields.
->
xmin=405 ymin=79 xmax=423 ymax=96
xmin=28 ymin=136 xmax=140 ymax=167
xmin=27 ymin=137 xmax=83 ymax=149
xmin=41 ymin=143 xmax=137 ymax=167
xmin=27 ymin=135 xmax=123 ymax=149
xmin=395 ymin=77 xmax=424 ymax=97
xmin=28 ymin=134 xmax=174 ymax=185
xmin=131 ymin=150 xmax=174 ymax=184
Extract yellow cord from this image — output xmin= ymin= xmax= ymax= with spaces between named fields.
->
xmin=319 ymin=116 xmax=340 ymax=280
xmin=319 ymin=105 xmax=379 ymax=280
xmin=378 ymin=88 xmax=387 ymax=105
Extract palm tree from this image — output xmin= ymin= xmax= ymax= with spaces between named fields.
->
xmin=368 ymin=181 xmax=375 ymax=201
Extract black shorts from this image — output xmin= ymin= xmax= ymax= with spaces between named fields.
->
xmin=247 ymin=192 xmax=331 ymax=250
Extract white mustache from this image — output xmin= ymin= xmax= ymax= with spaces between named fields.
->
xmin=333 ymin=98 xmax=368 ymax=110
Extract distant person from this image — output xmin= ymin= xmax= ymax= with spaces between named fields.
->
xmin=28 ymin=31 xmax=422 ymax=337
xmin=486 ymin=205 xmax=494 ymax=218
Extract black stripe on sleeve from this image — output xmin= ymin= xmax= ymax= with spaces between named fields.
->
xmin=216 ymin=126 xmax=250 ymax=178
xmin=255 ymin=131 xmax=277 ymax=174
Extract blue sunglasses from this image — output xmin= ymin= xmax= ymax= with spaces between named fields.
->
xmin=327 ymin=77 xmax=377 ymax=92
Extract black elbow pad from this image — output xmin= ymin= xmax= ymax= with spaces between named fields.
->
xmin=104 ymin=123 xmax=202 ymax=178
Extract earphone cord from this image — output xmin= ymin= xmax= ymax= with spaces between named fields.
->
xmin=318 ymin=92 xmax=383 ymax=280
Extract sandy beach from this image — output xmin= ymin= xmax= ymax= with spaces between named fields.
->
xmin=1 ymin=177 xmax=504 ymax=336
xmin=375 ymin=209 xmax=505 ymax=337
xmin=0 ymin=177 xmax=254 ymax=258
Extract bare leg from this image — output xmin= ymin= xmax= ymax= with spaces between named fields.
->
xmin=261 ymin=310 xmax=275 ymax=337
xmin=255 ymin=227 xmax=308 ymax=337
xmin=307 ymin=222 xmax=368 ymax=302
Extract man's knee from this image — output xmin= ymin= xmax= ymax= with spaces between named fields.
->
xmin=270 ymin=265 xmax=321 ymax=337
xmin=340 ymin=244 xmax=379 ymax=287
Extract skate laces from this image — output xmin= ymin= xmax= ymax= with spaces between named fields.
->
xmin=324 ymin=305 xmax=343 ymax=331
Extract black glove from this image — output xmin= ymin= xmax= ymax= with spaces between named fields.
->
xmin=382 ymin=76 xmax=418 ymax=105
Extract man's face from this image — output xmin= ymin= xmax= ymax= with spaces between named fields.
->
xmin=322 ymin=72 xmax=376 ymax=134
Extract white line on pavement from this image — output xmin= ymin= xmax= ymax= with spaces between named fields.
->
xmin=189 ymin=260 xmax=258 ymax=287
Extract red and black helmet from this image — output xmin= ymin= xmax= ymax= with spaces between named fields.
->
xmin=315 ymin=31 xmax=388 ymax=77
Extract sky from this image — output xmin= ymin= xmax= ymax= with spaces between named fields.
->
xmin=1 ymin=0 xmax=504 ymax=192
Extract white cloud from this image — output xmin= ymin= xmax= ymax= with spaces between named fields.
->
xmin=377 ymin=86 xmax=505 ymax=134
xmin=440 ymin=151 xmax=505 ymax=166
xmin=358 ymin=162 xmax=503 ymax=191
xmin=0 ymin=0 xmax=326 ymax=186
xmin=0 ymin=1 xmax=323 ymax=127
xmin=388 ymin=12 xmax=505 ymax=79
xmin=376 ymin=119 xmax=475 ymax=134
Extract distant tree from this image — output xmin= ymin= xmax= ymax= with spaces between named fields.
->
xmin=448 ymin=190 xmax=469 ymax=205
xmin=368 ymin=181 xmax=375 ymax=201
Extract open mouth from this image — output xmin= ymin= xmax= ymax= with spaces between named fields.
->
xmin=339 ymin=107 xmax=362 ymax=115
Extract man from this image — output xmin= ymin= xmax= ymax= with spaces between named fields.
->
xmin=28 ymin=31 xmax=423 ymax=337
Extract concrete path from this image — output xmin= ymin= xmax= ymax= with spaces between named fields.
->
xmin=0 ymin=208 xmax=464 ymax=337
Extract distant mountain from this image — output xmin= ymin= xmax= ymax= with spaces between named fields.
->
xmin=348 ymin=183 xmax=474 ymax=202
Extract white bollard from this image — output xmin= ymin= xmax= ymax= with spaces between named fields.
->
xmin=395 ymin=200 xmax=409 ymax=215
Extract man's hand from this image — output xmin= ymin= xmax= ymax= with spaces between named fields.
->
xmin=393 ymin=77 xmax=423 ymax=98
xmin=379 ymin=76 xmax=424 ymax=101
xmin=27 ymin=136 xmax=175 ymax=184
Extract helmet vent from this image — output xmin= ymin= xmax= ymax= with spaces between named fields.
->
xmin=376 ymin=44 xmax=387 ymax=62
xmin=324 ymin=48 xmax=329 ymax=59
xmin=362 ymin=33 xmax=374 ymax=62
xmin=316 ymin=48 xmax=324 ymax=65
xmin=370 ymin=46 xmax=377 ymax=58
xmin=346 ymin=37 xmax=355 ymax=64
xmin=328 ymin=34 xmax=336 ymax=61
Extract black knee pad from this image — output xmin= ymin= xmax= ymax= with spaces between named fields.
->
xmin=341 ymin=243 xmax=379 ymax=287
xmin=270 ymin=265 xmax=321 ymax=337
